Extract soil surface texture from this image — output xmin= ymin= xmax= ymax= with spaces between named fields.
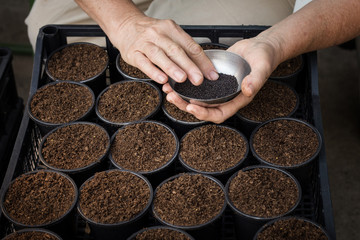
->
xmin=111 ymin=121 xmax=176 ymax=172
xmin=174 ymin=73 xmax=238 ymax=99
xmin=97 ymin=82 xmax=159 ymax=123
xmin=3 ymin=171 xmax=75 ymax=225
xmin=238 ymin=81 xmax=297 ymax=122
xmin=41 ymin=123 xmax=109 ymax=170
xmin=180 ymin=125 xmax=247 ymax=172
xmin=30 ymin=82 xmax=93 ymax=124
xmin=47 ymin=43 xmax=108 ymax=81
xmin=134 ymin=228 xmax=191 ymax=240
xmin=256 ymin=218 xmax=328 ymax=240
xmin=79 ymin=170 xmax=150 ymax=224
xmin=164 ymin=100 xmax=200 ymax=122
xmin=4 ymin=231 xmax=59 ymax=240
xmin=252 ymin=120 xmax=319 ymax=166
xmin=119 ymin=56 xmax=149 ymax=79
xmin=228 ymin=168 xmax=298 ymax=218
xmin=201 ymin=44 xmax=228 ymax=50
xmin=271 ymin=55 xmax=302 ymax=77
xmin=154 ymin=174 xmax=225 ymax=226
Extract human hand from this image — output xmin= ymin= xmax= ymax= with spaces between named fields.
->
xmin=163 ymin=36 xmax=282 ymax=124
xmin=110 ymin=14 xmax=218 ymax=85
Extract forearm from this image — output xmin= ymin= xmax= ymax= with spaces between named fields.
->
xmin=74 ymin=0 xmax=145 ymax=39
xmin=260 ymin=0 xmax=360 ymax=65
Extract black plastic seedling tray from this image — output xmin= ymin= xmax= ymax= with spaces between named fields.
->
xmin=0 ymin=25 xmax=335 ymax=240
xmin=0 ymin=48 xmax=23 ymax=187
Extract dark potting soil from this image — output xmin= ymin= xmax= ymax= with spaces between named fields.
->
xmin=47 ymin=43 xmax=108 ymax=81
xmin=111 ymin=122 xmax=176 ymax=172
xmin=41 ymin=124 xmax=109 ymax=170
xmin=237 ymin=81 xmax=297 ymax=122
xmin=228 ymin=168 xmax=298 ymax=218
xmin=4 ymin=231 xmax=59 ymax=240
xmin=97 ymin=82 xmax=160 ymax=123
xmin=119 ymin=56 xmax=149 ymax=79
xmin=79 ymin=171 xmax=150 ymax=224
xmin=271 ymin=55 xmax=302 ymax=77
xmin=154 ymin=174 xmax=225 ymax=226
xmin=180 ymin=125 xmax=247 ymax=172
xmin=164 ymin=100 xmax=200 ymax=122
xmin=174 ymin=73 xmax=238 ymax=99
xmin=134 ymin=228 xmax=191 ymax=240
xmin=201 ymin=44 xmax=228 ymax=50
xmin=256 ymin=218 xmax=328 ymax=240
xmin=252 ymin=120 xmax=319 ymax=166
xmin=30 ymin=82 xmax=93 ymax=124
xmin=3 ymin=171 xmax=75 ymax=225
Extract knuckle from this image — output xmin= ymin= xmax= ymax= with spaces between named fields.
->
xmin=188 ymin=42 xmax=203 ymax=56
xmin=167 ymin=44 xmax=182 ymax=57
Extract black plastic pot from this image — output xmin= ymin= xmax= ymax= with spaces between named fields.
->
xmin=45 ymin=42 xmax=109 ymax=95
xmin=39 ymin=122 xmax=111 ymax=186
xmin=253 ymin=216 xmax=331 ymax=240
xmin=269 ymin=55 xmax=304 ymax=88
xmin=235 ymin=80 xmax=299 ymax=138
xmin=77 ymin=169 xmax=153 ymax=240
xmin=249 ymin=117 xmax=322 ymax=186
xmin=225 ymin=165 xmax=302 ymax=240
xmin=116 ymin=53 xmax=152 ymax=81
xmin=28 ymin=81 xmax=95 ymax=136
xmin=0 ymin=170 xmax=78 ymax=239
xmin=178 ymin=124 xmax=249 ymax=184
xmin=95 ymin=80 xmax=162 ymax=134
xmin=1 ymin=228 xmax=62 ymax=240
xmin=109 ymin=120 xmax=179 ymax=187
xmin=127 ymin=226 xmax=195 ymax=240
xmin=152 ymin=173 xmax=227 ymax=240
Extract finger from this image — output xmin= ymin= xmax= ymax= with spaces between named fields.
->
xmin=162 ymin=83 xmax=173 ymax=94
xmin=166 ymin=92 xmax=189 ymax=112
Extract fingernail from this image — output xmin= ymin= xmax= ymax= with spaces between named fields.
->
xmin=174 ymin=70 xmax=186 ymax=82
xmin=247 ymin=83 xmax=254 ymax=95
xmin=157 ymin=74 xmax=167 ymax=84
xmin=192 ymin=72 xmax=203 ymax=85
xmin=209 ymin=71 xmax=219 ymax=80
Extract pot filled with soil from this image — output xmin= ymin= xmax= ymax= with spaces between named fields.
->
xmin=162 ymin=97 xmax=205 ymax=138
xmin=127 ymin=226 xmax=194 ymax=240
xmin=116 ymin=54 xmax=151 ymax=81
xmin=0 ymin=170 xmax=78 ymax=239
xmin=254 ymin=216 xmax=330 ymax=240
xmin=152 ymin=173 xmax=226 ymax=240
xmin=225 ymin=165 xmax=301 ymax=240
xmin=179 ymin=124 xmax=248 ymax=183
xmin=96 ymin=80 xmax=161 ymax=133
xmin=77 ymin=169 xmax=153 ymax=240
xmin=45 ymin=42 xmax=109 ymax=94
xmin=200 ymin=42 xmax=229 ymax=50
xmin=269 ymin=55 xmax=304 ymax=88
xmin=1 ymin=228 xmax=62 ymax=240
xmin=39 ymin=122 xmax=111 ymax=186
xmin=250 ymin=117 xmax=322 ymax=185
xmin=28 ymin=81 xmax=95 ymax=135
xmin=235 ymin=80 xmax=299 ymax=137
xmin=109 ymin=120 xmax=179 ymax=186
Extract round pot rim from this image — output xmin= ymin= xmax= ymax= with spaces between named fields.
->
xmin=77 ymin=169 xmax=153 ymax=227
xmin=95 ymin=80 xmax=162 ymax=127
xmin=0 ymin=169 xmax=79 ymax=228
xmin=152 ymin=172 xmax=227 ymax=230
xmin=269 ymin=54 xmax=304 ymax=80
xmin=249 ymin=117 xmax=322 ymax=169
xmin=28 ymin=81 xmax=95 ymax=127
xmin=253 ymin=215 xmax=331 ymax=240
xmin=116 ymin=54 xmax=152 ymax=81
xmin=235 ymin=80 xmax=300 ymax=125
xmin=39 ymin=121 xmax=111 ymax=173
xmin=45 ymin=42 xmax=109 ymax=84
xmin=225 ymin=165 xmax=302 ymax=221
xmin=109 ymin=120 xmax=179 ymax=175
xmin=178 ymin=124 xmax=249 ymax=175
xmin=1 ymin=228 xmax=63 ymax=240
xmin=162 ymin=95 xmax=206 ymax=125
xmin=126 ymin=225 xmax=195 ymax=240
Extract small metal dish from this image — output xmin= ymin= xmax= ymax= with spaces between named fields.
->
xmin=168 ymin=50 xmax=251 ymax=106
